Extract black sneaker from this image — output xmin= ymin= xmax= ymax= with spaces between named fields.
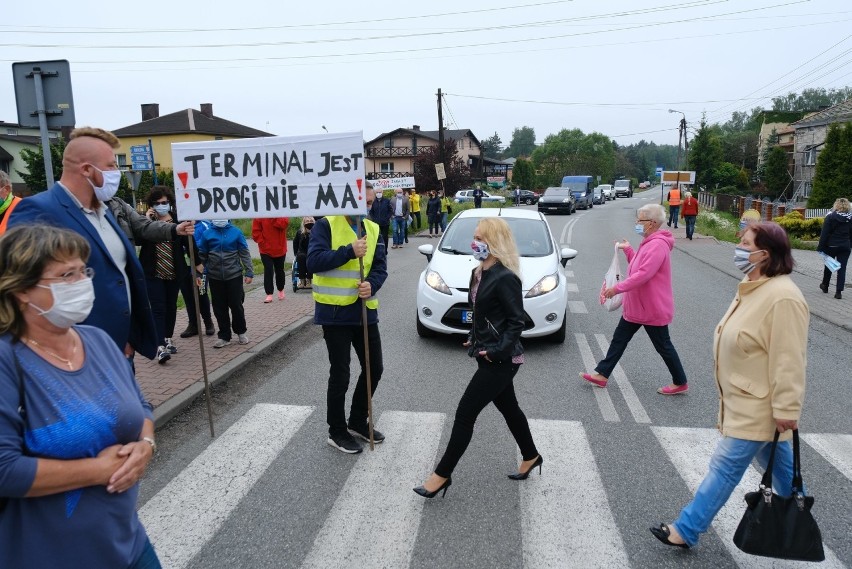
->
xmin=179 ymin=325 xmax=198 ymax=338
xmin=348 ymin=423 xmax=385 ymax=444
xmin=327 ymin=432 xmax=363 ymax=454
xmin=204 ymin=319 xmax=216 ymax=336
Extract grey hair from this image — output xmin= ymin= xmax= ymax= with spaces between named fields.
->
xmin=638 ymin=203 xmax=666 ymax=224
xmin=0 ymin=170 xmax=10 ymax=188
xmin=683 ymin=191 xmax=692 ymax=198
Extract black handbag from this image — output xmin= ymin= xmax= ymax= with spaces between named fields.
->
xmin=732 ymin=429 xmax=825 ymax=562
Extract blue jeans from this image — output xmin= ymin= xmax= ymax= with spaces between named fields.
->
xmin=668 ymin=205 xmax=680 ymax=227
xmin=392 ymin=217 xmax=407 ymax=246
xmin=672 ymin=436 xmax=794 ymax=547
xmin=440 ymin=212 xmax=448 ymax=231
xmin=129 ymin=539 xmax=162 ymax=569
xmin=684 ymin=215 xmax=697 ymax=239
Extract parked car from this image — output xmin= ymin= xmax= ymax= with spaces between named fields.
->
xmin=454 ymin=189 xmax=506 ymax=204
xmin=599 ymin=184 xmax=615 ymax=200
xmin=638 ymin=181 xmax=650 ymax=189
xmin=537 ymin=187 xmax=576 ymax=215
xmin=592 ymin=185 xmax=606 ymax=205
xmin=561 ymin=175 xmax=594 ymax=210
xmin=614 ymin=179 xmax=633 ymax=197
xmin=416 ymin=208 xmax=577 ymax=342
xmin=517 ymin=189 xmax=540 ymax=205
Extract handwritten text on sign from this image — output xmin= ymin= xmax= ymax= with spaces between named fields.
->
xmin=172 ymin=132 xmax=366 ymax=220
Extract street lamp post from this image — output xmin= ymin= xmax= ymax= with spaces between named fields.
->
xmin=668 ymin=109 xmax=687 ymax=169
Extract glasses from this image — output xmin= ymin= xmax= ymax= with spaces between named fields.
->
xmin=154 ymin=200 xmax=170 ymax=205
xmin=636 ymin=219 xmax=653 ymax=223
xmin=41 ymin=267 xmax=95 ymax=284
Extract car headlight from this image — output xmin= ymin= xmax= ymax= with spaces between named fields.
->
xmin=425 ymin=270 xmax=451 ymax=295
xmin=526 ymin=272 xmax=559 ymax=298
xmin=562 ymin=198 xmax=572 ymax=203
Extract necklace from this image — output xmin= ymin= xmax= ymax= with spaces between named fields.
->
xmin=25 ymin=336 xmax=78 ymax=370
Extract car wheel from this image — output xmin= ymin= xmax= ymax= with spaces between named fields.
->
xmin=416 ymin=312 xmax=436 ymax=338
xmin=525 ymin=198 xmax=533 ymax=205
xmin=549 ymin=314 xmax=567 ymax=344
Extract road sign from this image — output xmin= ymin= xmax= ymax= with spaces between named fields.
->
xmin=130 ymin=145 xmax=151 ymax=156
xmin=132 ymin=160 xmax=153 ymax=171
xmin=655 ymin=167 xmax=664 ymax=176
xmin=126 ymin=170 xmax=143 ymax=191
xmin=12 ymin=60 xmax=76 ymax=128
xmin=435 ymin=163 xmax=446 ymax=180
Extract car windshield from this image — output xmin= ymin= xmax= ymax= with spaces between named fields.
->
xmin=614 ymin=180 xmax=629 ymax=187
xmin=561 ymin=182 xmax=587 ymax=193
xmin=440 ymin=217 xmax=553 ymax=257
xmin=543 ymin=189 xmax=571 ymax=197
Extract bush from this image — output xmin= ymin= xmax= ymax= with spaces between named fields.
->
xmin=773 ymin=211 xmax=822 ymax=240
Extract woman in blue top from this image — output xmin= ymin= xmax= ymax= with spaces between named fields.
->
xmin=0 ymin=225 xmax=160 ymax=569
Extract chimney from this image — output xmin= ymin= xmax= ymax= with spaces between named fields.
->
xmin=141 ymin=103 xmax=159 ymax=121
xmin=412 ymin=125 xmax=420 ymax=131
xmin=200 ymin=103 xmax=213 ymax=118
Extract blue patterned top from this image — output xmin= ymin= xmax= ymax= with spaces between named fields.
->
xmin=0 ymin=325 xmax=154 ymax=568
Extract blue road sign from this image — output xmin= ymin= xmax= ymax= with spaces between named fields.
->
xmin=131 ymin=160 xmax=153 ymax=170
xmin=130 ymin=144 xmax=151 ymax=156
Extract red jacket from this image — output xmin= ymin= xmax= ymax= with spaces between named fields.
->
xmin=681 ymin=197 xmax=699 ymax=217
xmin=252 ymin=217 xmax=290 ymax=256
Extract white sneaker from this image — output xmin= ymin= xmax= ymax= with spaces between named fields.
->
xmin=238 ymin=334 xmax=249 ymax=345
xmin=213 ymin=338 xmax=231 ymax=348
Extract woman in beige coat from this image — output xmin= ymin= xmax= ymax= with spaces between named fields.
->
xmin=651 ymin=221 xmax=809 ymax=549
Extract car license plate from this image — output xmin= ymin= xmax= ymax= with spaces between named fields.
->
xmin=461 ymin=310 xmax=473 ymax=324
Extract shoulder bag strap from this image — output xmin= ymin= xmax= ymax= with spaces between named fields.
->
xmin=759 ymin=430 xmax=781 ymax=491
xmin=791 ymin=429 xmax=804 ymax=494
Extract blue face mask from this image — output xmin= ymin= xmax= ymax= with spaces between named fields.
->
xmin=471 ymin=239 xmax=489 ymax=261
xmin=734 ymin=247 xmax=764 ymax=274
xmin=634 ymin=224 xmax=645 ymax=235
xmin=153 ymin=204 xmax=170 ymax=216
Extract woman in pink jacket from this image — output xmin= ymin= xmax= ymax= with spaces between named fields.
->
xmin=580 ymin=203 xmax=688 ymax=395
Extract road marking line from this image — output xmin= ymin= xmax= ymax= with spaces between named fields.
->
xmin=652 ymin=427 xmax=845 ymax=568
xmin=140 ymin=404 xmax=314 ymax=569
xmin=567 ymin=301 xmax=588 ymax=314
xmin=559 ymin=216 xmax=580 ymax=245
xmin=565 ymin=282 xmax=579 ymax=293
xmin=564 ymin=270 xmax=574 ymax=278
xmin=803 ymin=433 xmax=852 ymax=483
xmin=594 ymin=334 xmax=651 ymax=424
xmin=574 ymin=333 xmax=620 ymax=422
xmin=521 ymin=419 xmax=629 ymax=569
xmin=300 ymin=411 xmax=445 ymax=569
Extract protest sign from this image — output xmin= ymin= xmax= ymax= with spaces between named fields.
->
xmin=172 ymin=132 xmax=367 ymax=220
xmin=369 ymin=177 xmax=415 ymax=191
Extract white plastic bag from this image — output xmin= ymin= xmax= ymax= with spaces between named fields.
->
xmin=600 ymin=244 xmax=624 ymax=312
xmin=821 ymin=253 xmax=841 ymax=273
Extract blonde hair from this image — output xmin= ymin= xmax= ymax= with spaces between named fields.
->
xmin=477 ymin=217 xmax=520 ymax=277
xmin=833 ymin=198 xmax=850 ymax=213
xmin=0 ymin=225 xmax=91 ymax=338
xmin=69 ymin=126 xmax=120 ymax=148
xmin=300 ymin=216 xmax=316 ymax=231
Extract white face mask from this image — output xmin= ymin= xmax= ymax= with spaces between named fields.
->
xmin=87 ymin=166 xmax=122 ymax=202
xmin=153 ymin=204 xmax=171 ymax=216
xmin=30 ymin=278 xmax=95 ymax=328
xmin=211 ymin=219 xmax=229 ymax=228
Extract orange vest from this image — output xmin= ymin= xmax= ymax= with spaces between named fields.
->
xmin=668 ymin=189 xmax=681 ymax=206
xmin=0 ymin=195 xmax=22 ymax=235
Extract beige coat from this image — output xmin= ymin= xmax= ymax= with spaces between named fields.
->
xmin=713 ymin=274 xmax=809 ymax=442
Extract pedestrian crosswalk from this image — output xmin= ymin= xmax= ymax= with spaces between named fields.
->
xmin=140 ymin=405 xmax=852 ymax=569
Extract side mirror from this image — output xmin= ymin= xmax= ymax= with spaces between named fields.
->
xmin=560 ymin=247 xmax=578 ymax=267
xmin=418 ymin=243 xmax=434 ymax=263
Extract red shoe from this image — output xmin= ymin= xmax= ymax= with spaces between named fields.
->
xmin=580 ymin=373 xmax=608 ymax=388
xmin=657 ymin=384 xmax=688 ymax=395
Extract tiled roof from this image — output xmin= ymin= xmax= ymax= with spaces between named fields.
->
xmin=0 ymin=134 xmax=43 ymax=146
xmin=366 ymin=127 xmax=481 ymax=147
xmin=792 ymin=99 xmax=852 ymax=128
xmin=112 ymin=109 xmax=272 ymax=138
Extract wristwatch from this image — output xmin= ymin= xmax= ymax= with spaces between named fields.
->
xmin=141 ymin=436 xmax=157 ymax=453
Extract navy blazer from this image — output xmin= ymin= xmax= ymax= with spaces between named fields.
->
xmin=8 ymin=184 xmax=158 ymax=359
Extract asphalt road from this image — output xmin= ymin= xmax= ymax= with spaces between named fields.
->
xmin=140 ymin=192 xmax=852 ymax=569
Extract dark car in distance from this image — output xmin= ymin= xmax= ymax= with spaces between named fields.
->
xmin=517 ymin=189 xmax=540 ymax=205
xmin=537 ymin=187 xmax=576 ymax=215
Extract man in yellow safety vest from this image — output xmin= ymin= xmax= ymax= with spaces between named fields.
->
xmin=308 ymin=184 xmax=388 ymax=454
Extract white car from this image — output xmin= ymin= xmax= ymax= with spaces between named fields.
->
xmin=415 ymin=208 xmax=577 ymax=343
xmin=599 ymin=184 xmax=615 ymax=200
xmin=454 ymin=189 xmax=506 ymax=204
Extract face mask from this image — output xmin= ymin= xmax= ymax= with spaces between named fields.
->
xmin=739 ymin=220 xmax=748 ymax=230
xmin=211 ymin=220 xmax=229 ymax=228
xmin=87 ymin=166 xmax=121 ymax=202
xmin=634 ymin=224 xmax=645 ymax=235
xmin=30 ymin=278 xmax=95 ymax=328
xmin=734 ymin=247 xmax=764 ymax=274
xmin=471 ymin=240 xmax=489 ymax=261
xmin=153 ymin=204 xmax=171 ymax=216
xmin=305 ymin=223 xmax=314 ymax=230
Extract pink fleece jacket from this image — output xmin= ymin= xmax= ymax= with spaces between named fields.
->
xmin=613 ymin=230 xmax=675 ymax=326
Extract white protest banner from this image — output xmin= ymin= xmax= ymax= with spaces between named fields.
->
xmin=370 ymin=177 xmax=416 ymax=191
xmin=172 ymin=131 xmax=366 ymax=220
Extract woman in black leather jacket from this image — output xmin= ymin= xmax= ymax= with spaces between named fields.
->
xmin=414 ymin=217 xmax=542 ymax=498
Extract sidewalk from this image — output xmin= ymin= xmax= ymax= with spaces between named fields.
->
xmin=138 ymin=227 xmax=852 ymax=428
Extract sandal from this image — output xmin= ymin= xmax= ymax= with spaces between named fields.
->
xmin=649 ymin=523 xmax=689 ymax=549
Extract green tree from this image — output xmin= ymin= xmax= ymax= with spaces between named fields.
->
xmin=687 ymin=116 xmax=723 ymax=190
xmin=531 ymin=128 xmax=615 ymax=187
xmin=503 ymin=126 xmax=536 ymax=158
xmin=762 ymin=146 xmax=791 ymax=199
xmin=772 ymin=87 xmax=852 ymax=112
xmin=480 ymin=132 xmax=503 ymax=159
xmin=713 ymin=162 xmax=743 ymax=191
xmin=413 ymin=138 xmax=470 ymax=195
xmin=809 ymin=122 xmax=852 ymax=208
xmin=16 ymin=138 xmax=66 ymax=193
xmin=511 ymin=157 xmax=536 ymax=190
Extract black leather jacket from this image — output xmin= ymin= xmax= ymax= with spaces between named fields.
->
xmin=468 ymin=262 xmax=525 ymax=363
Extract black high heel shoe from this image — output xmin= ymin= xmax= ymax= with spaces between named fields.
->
xmin=508 ymin=455 xmax=544 ymax=480
xmin=413 ymin=477 xmax=452 ymax=498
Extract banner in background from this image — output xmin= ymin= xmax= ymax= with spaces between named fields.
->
xmin=369 ymin=177 xmax=415 ymax=191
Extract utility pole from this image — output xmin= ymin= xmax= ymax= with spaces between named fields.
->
xmin=436 ymin=88 xmax=445 ymax=165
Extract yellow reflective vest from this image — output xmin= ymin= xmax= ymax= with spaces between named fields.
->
xmin=312 ymin=216 xmax=380 ymax=309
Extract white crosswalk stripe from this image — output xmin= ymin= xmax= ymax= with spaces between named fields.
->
xmin=140 ymin=404 xmax=314 ymax=569
xmin=300 ymin=411 xmax=446 ymax=569
xmin=565 ymin=282 xmax=579 ymax=293
xmin=594 ymin=334 xmax=651 ymax=424
xmin=652 ymin=426 xmax=846 ymax=568
xmin=574 ymin=333 xmax=620 ymax=422
xmin=567 ymin=300 xmax=588 ymax=314
xmin=802 ymin=433 xmax=852 ymax=483
xmin=521 ymin=419 xmax=629 ymax=569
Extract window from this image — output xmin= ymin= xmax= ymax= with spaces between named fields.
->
xmin=116 ymin=154 xmax=127 ymax=167
xmin=457 ymin=140 xmax=463 ymax=150
xmin=381 ymin=162 xmax=394 ymax=173
xmin=48 ymin=131 xmax=58 ymax=138
xmin=805 ymin=147 xmax=817 ymax=166
xmin=5 ymin=128 xmax=17 ymax=135
xmin=215 ymin=136 xmax=223 ymax=141
xmin=384 ymin=138 xmax=393 ymax=148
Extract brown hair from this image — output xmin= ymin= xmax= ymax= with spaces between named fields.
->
xmin=0 ymin=225 xmax=91 ymax=338
xmin=69 ymin=127 xmax=120 ymax=149
xmin=749 ymin=222 xmax=794 ymax=277
xmin=146 ymin=185 xmax=175 ymax=209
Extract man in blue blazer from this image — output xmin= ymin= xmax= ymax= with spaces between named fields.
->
xmin=8 ymin=127 xmax=158 ymax=360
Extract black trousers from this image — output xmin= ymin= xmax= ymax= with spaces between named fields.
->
xmin=821 ymin=246 xmax=850 ymax=293
xmin=181 ymin=271 xmax=211 ymax=325
xmin=260 ymin=253 xmax=286 ymax=294
xmin=209 ymin=276 xmax=246 ymax=340
xmin=595 ymin=316 xmax=687 ymax=385
xmin=377 ymin=224 xmax=390 ymax=251
xmin=411 ymin=211 xmax=421 ymax=229
xmin=296 ymin=253 xmax=312 ymax=280
xmin=322 ymin=323 xmax=383 ymax=437
xmin=434 ymin=359 xmax=538 ymax=478
xmin=146 ymin=276 xmax=180 ymax=344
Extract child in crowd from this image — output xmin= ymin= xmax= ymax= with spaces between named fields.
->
xmin=196 ymin=219 xmax=254 ymax=348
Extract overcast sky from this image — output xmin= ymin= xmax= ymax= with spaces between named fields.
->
xmin=3 ymin=0 xmax=851 ymax=149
